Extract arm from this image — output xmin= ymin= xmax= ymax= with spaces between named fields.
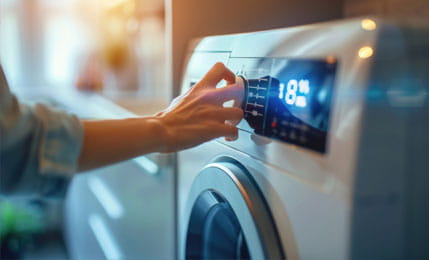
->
xmin=78 ymin=117 xmax=165 ymax=171
xmin=0 ymin=66 xmax=82 ymax=195
xmin=78 ymin=63 xmax=244 ymax=171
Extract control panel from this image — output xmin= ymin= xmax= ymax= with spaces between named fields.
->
xmin=230 ymin=57 xmax=337 ymax=153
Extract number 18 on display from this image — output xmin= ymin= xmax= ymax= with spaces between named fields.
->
xmin=278 ymin=79 xmax=310 ymax=108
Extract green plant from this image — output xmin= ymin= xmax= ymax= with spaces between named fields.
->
xmin=0 ymin=201 xmax=44 ymax=259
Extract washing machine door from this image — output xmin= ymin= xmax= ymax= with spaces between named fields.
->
xmin=184 ymin=160 xmax=284 ymax=260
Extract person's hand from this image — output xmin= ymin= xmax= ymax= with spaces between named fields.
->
xmin=156 ymin=63 xmax=244 ymax=152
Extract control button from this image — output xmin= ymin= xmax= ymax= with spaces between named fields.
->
xmin=290 ymin=131 xmax=297 ymax=140
xmin=282 ymin=112 xmax=292 ymax=119
xmin=234 ymin=76 xmax=246 ymax=109
xmin=241 ymin=76 xmax=270 ymax=132
xmin=223 ymin=76 xmax=245 ymax=126
xmin=271 ymin=118 xmax=278 ymax=128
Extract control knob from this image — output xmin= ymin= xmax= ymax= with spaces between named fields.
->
xmin=237 ymin=75 xmax=278 ymax=134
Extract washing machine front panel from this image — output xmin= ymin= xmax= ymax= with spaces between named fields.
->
xmin=179 ymin=18 xmax=371 ymax=260
xmin=182 ymin=17 xmax=381 ymax=193
xmin=178 ymin=141 xmax=350 ymax=260
xmin=179 ymin=17 xmax=429 ymax=260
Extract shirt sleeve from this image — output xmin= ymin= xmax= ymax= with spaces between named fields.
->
xmin=0 ymin=65 xmax=83 ymax=195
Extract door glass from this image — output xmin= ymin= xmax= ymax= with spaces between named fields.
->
xmin=186 ymin=190 xmax=250 ymax=260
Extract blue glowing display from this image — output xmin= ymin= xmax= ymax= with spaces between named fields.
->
xmin=278 ymin=79 xmax=311 ymax=108
xmin=235 ymin=57 xmax=337 ymax=153
xmin=266 ymin=58 xmax=337 ymax=152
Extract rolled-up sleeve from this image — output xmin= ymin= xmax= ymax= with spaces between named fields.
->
xmin=0 ymin=66 xmax=83 ymax=195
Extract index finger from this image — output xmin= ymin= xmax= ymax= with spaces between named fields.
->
xmin=211 ymin=83 xmax=244 ymax=106
xmin=198 ymin=62 xmax=235 ymax=88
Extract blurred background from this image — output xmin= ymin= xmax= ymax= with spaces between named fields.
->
xmin=0 ymin=0 xmax=167 ymax=101
xmin=1 ymin=1 xmax=168 ymax=259
xmin=2 ymin=0 xmax=426 ymax=97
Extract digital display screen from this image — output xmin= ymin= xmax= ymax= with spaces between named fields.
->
xmin=234 ymin=58 xmax=337 ymax=153
xmin=266 ymin=59 xmax=337 ymax=152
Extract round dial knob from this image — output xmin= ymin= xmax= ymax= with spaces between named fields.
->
xmin=238 ymin=75 xmax=272 ymax=134
xmin=234 ymin=76 xmax=246 ymax=109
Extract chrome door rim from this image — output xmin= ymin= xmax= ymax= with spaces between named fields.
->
xmin=183 ymin=160 xmax=285 ymax=259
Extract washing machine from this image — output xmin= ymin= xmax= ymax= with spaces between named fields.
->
xmin=177 ymin=17 xmax=429 ymax=260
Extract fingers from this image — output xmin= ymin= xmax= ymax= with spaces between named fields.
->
xmin=212 ymin=107 xmax=242 ymax=141
xmin=212 ymin=82 xmax=245 ymax=105
xmin=206 ymin=123 xmax=238 ymax=141
xmin=199 ymin=107 xmax=241 ymax=141
xmin=198 ymin=63 xmax=235 ymax=88
xmin=213 ymin=107 xmax=243 ymax=122
xmin=221 ymin=124 xmax=239 ymax=141
xmin=232 ymin=76 xmax=246 ymax=108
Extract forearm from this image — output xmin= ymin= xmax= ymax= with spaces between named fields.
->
xmin=78 ymin=117 xmax=167 ymax=172
xmin=78 ymin=63 xmax=242 ymax=173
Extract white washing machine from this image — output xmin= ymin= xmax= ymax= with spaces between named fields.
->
xmin=177 ymin=17 xmax=429 ymax=259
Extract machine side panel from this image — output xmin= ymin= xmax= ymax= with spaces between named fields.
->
xmin=351 ymin=24 xmax=429 ymax=259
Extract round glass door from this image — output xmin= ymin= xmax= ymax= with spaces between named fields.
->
xmin=186 ymin=190 xmax=250 ymax=259
xmin=183 ymin=160 xmax=284 ymax=260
